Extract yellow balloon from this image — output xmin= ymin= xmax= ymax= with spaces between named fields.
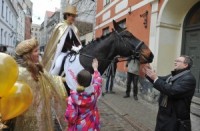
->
xmin=0 ymin=53 xmax=18 ymax=97
xmin=0 ymin=81 xmax=33 ymax=121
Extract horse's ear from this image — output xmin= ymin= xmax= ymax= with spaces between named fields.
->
xmin=113 ymin=20 xmax=123 ymax=33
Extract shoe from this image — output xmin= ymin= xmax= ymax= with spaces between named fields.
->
xmin=110 ymin=91 xmax=115 ymax=94
xmin=105 ymin=91 xmax=108 ymax=93
xmin=134 ymin=96 xmax=138 ymax=100
xmin=123 ymin=95 xmax=130 ymax=98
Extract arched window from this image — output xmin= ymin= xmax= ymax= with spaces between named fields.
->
xmin=185 ymin=2 xmax=200 ymax=27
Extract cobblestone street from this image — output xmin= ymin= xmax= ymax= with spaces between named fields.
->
xmin=99 ymin=84 xmax=200 ymax=131
xmin=99 ymin=100 xmax=136 ymax=131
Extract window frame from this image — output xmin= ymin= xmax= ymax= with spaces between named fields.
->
xmin=102 ymin=27 xmax=109 ymax=36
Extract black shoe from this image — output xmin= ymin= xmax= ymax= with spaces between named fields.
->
xmin=110 ymin=91 xmax=115 ymax=94
xmin=123 ymin=95 xmax=130 ymax=98
xmin=134 ymin=96 xmax=138 ymax=100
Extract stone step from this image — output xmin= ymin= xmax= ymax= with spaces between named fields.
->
xmin=192 ymin=96 xmax=200 ymax=106
xmin=191 ymin=97 xmax=200 ymax=117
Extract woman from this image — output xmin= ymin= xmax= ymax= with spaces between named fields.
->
xmin=13 ymin=38 xmax=67 ymax=131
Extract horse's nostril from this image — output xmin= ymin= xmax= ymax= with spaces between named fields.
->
xmin=149 ymin=53 xmax=154 ymax=63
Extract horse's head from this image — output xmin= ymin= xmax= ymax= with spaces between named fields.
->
xmin=113 ymin=20 xmax=154 ymax=64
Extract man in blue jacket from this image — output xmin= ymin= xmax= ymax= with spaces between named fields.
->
xmin=143 ymin=55 xmax=196 ymax=131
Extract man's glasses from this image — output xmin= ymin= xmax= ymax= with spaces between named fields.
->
xmin=175 ymin=60 xmax=185 ymax=63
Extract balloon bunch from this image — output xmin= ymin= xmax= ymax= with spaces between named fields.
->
xmin=0 ymin=53 xmax=33 ymax=129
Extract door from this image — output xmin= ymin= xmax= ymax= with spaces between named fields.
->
xmin=185 ymin=30 xmax=200 ymax=96
xmin=183 ymin=2 xmax=200 ymax=97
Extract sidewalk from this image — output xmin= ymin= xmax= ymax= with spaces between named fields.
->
xmin=101 ymin=84 xmax=200 ymax=131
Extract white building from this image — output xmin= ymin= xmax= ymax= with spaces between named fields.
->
xmin=0 ymin=0 xmax=18 ymax=52
xmin=31 ymin=24 xmax=41 ymax=43
xmin=16 ymin=0 xmax=25 ymax=43
xmin=39 ymin=11 xmax=55 ymax=51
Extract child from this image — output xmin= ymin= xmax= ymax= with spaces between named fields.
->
xmin=65 ymin=58 xmax=102 ymax=131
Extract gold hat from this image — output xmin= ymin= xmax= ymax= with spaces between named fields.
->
xmin=63 ymin=5 xmax=77 ymax=15
xmin=16 ymin=38 xmax=39 ymax=56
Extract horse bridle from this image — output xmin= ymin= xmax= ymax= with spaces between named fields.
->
xmin=115 ymin=30 xmax=150 ymax=63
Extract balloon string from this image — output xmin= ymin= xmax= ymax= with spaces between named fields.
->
xmin=0 ymin=97 xmax=2 ymax=120
xmin=0 ymin=97 xmax=8 ymax=129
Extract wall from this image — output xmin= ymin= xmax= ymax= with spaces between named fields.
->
xmin=155 ymin=0 xmax=199 ymax=75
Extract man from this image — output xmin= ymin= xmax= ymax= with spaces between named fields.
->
xmin=0 ymin=45 xmax=7 ymax=53
xmin=124 ymin=59 xmax=140 ymax=100
xmin=143 ymin=55 xmax=196 ymax=131
xmin=105 ymin=57 xmax=118 ymax=93
xmin=43 ymin=5 xmax=81 ymax=74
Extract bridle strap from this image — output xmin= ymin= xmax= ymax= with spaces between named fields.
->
xmin=116 ymin=31 xmax=144 ymax=60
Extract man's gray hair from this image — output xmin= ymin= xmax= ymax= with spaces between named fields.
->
xmin=181 ymin=55 xmax=193 ymax=69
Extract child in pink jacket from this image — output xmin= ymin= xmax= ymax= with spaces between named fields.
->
xmin=65 ymin=59 xmax=102 ymax=131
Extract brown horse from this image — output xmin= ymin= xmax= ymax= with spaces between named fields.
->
xmin=79 ymin=20 xmax=154 ymax=74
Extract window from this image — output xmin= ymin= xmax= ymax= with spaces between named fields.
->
xmin=102 ymin=27 xmax=109 ymax=36
xmin=6 ymin=6 xmax=8 ymax=21
xmin=0 ymin=29 xmax=3 ymax=44
xmin=1 ymin=0 xmax=4 ymax=18
xmin=4 ymin=31 xmax=7 ymax=45
xmin=11 ymin=15 xmax=13 ymax=27
xmin=9 ymin=11 xmax=11 ymax=25
xmin=118 ymin=19 xmax=126 ymax=29
xmin=103 ymin=0 xmax=110 ymax=7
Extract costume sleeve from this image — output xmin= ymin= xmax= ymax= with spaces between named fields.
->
xmin=153 ymin=75 xmax=196 ymax=98
xmin=92 ymin=71 xmax=102 ymax=96
xmin=65 ymin=97 xmax=78 ymax=124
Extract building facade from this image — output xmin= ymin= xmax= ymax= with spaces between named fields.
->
xmin=46 ymin=11 xmax=60 ymax=43
xmin=39 ymin=11 xmax=56 ymax=51
xmin=16 ymin=0 xmax=25 ymax=44
xmin=95 ymin=0 xmax=200 ymax=97
xmin=0 ymin=0 xmax=18 ymax=53
xmin=23 ymin=0 xmax=33 ymax=40
xmin=31 ymin=24 xmax=40 ymax=42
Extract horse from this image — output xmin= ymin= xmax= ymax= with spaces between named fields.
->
xmin=79 ymin=20 xmax=154 ymax=74
xmin=62 ymin=20 xmax=154 ymax=92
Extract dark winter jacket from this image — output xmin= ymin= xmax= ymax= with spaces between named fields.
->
xmin=149 ymin=69 xmax=196 ymax=131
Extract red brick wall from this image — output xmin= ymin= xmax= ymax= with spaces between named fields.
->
xmin=25 ymin=17 xmax=32 ymax=40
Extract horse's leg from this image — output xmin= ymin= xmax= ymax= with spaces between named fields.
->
xmin=63 ymin=81 xmax=70 ymax=96
xmin=50 ymin=53 xmax=67 ymax=75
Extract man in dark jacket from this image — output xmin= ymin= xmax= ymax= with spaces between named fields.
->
xmin=143 ymin=55 xmax=196 ymax=131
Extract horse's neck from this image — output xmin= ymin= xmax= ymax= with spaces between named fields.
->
xmin=80 ymin=37 xmax=117 ymax=74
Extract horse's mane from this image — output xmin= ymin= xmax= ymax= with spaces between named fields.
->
xmin=80 ymin=30 xmax=140 ymax=52
xmin=80 ymin=32 xmax=112 ymax=51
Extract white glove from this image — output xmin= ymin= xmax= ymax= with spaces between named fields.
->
xmin=71 ymin=45 xmax=82 ymax=52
